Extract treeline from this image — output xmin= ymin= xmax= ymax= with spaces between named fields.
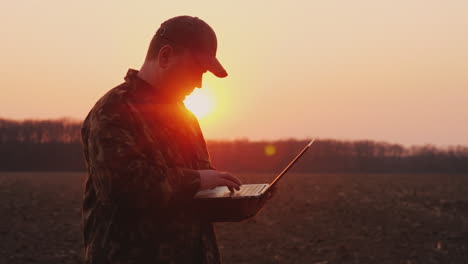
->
xmin=0 ymin=118 xmax=84 ymax=171
xmin=1 ymin=118 xmax=467 ymax=173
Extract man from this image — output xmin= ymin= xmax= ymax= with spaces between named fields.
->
xmin=81 ymin=16 xmax=273 ymax=264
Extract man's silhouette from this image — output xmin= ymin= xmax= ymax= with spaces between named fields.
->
xmin=81 ymin=16 xmax=273 ymax=264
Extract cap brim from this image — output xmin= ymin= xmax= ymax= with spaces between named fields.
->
xmin=194 ymin=53 xmax=228 ymax=78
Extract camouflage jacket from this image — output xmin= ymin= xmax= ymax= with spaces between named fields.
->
xmin=81 ymin=69 xmax=221 ymax=264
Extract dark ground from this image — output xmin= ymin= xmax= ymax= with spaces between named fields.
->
xmin=1 ymin=172 xmax=468 ymax=264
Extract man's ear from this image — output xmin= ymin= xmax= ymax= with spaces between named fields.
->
xmin=158 ymin=45 xmax=174 ymax=69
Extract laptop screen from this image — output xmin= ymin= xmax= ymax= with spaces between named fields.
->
xmin=266 ymin=139 xmax=315 ymax=190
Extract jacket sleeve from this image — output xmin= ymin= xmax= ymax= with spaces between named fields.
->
xmin=85 ymin=102 xmax=201 ymax=210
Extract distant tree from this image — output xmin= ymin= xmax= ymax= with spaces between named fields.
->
xmin=0 ymin=117 xmax=467 ymax=173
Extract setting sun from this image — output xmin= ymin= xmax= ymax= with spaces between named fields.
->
xmin=184 ymin=89 xmax=215 ymax=119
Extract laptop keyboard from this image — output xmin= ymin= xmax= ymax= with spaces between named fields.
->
xmin=238 ymin=184 xmax=265 ymax=196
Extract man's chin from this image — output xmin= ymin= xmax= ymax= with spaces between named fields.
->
xmin=183 ymin=90 xmax=191 ymax=97
xmin=178 ymin=93 xmax=189 ymax=101
xmin=184 ymin=89 xmax=195 ymax=97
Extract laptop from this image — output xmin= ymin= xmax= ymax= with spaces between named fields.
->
xmin=194 ymin=139 xmax=315 ymax=200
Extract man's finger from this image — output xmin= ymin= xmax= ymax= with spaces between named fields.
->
xmin=221 ymin=172 xmax=242 ymax=186
xmin=219 ymin=179 xmax=240 ymax=190
xmin=219 ymin=176 xmax=241 ymax=189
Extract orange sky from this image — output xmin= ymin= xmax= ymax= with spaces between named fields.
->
xmin=1 ymin=0 xmax=467 ymax=146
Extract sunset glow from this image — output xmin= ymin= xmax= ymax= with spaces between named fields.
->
xmin=184 ymin=89 xmax=215 ymax=119
xmin=1 ymin=0 xmax=468 ymax=145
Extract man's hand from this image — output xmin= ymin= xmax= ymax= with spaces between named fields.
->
xmin=198 ymin=170 xmax=242 ymax=192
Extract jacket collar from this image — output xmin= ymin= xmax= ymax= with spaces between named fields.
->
xmin=124 ymin=68 xmax=184 ymax=105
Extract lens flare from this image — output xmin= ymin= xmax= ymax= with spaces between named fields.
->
xmin=264 ymin=144 xmax=277 ymax=156
xmin=183 ymin=89 xmax=214 ymax=119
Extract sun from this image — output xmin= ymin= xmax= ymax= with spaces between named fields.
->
xmin=183 ymin=89 xmax=214 ymax=119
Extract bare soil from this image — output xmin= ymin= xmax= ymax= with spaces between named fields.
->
xmin=1 ymin=172 xmax=468 ymax=264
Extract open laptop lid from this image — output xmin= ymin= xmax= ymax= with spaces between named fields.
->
xmin=264 ymin=139 xmax=315 ymax=192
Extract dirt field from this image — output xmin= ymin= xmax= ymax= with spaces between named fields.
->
xmin=1 ymin=172 xmax=468 ymax=264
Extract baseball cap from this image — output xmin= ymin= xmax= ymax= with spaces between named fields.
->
xmin=156 ymin=16 xmax=228 ymax=78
